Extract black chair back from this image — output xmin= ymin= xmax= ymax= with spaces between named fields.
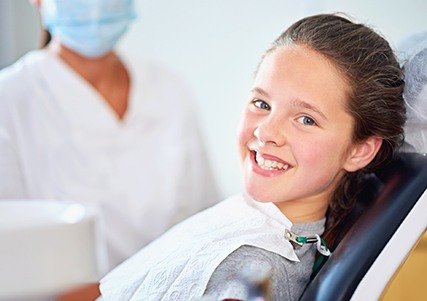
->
xmin=300 ymin=152 xmax=427 ymax=301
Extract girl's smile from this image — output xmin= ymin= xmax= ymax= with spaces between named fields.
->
xmin=250 ymin=150 xmax=293 ymax=177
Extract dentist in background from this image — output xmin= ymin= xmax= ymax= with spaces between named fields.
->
xmin=0 ymin=0 xmax=218 ymax=272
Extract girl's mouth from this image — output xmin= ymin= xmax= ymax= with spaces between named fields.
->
xmin=250 ymin=150 xmax=293 ymax=176
xmin=255 ymin=151 xmax=291 ymax=171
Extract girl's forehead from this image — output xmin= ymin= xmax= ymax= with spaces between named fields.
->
xmin=255 ymin=45 xmax=351 ymax=106
xmin=260 ymin=45 xmax=344 ymax=80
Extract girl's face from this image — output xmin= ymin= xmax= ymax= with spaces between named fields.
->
xmin=238 ymin=45 xmax=357 ymax=220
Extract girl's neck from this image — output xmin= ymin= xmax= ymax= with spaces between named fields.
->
xmin=275 ymin=198 xmax=328 ymax=223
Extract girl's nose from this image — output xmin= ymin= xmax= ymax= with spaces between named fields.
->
xmin=253 ymin=118 xmax=287 ymax=147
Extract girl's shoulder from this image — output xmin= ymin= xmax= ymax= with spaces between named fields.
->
xmin=204 ymin=244 xmax=316 ymax=301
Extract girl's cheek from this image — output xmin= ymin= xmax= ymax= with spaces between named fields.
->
xmin=237 ymin=123 xmax=251 ymax=148
xmin=237 ymin=112 xmax=253 ymax=140
xmin=296 ymin=137 xmax=339 ymax=166
xmin=237 ymin=114 xmax=256 ymax=157
xmin=293 ymin=139 xmax=324 ymax=164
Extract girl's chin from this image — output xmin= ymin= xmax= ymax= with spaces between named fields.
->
xmin=245 ymin=187 xmax=277 ymax=203
xmin=251 ymin=196 xmax=272 ymax=203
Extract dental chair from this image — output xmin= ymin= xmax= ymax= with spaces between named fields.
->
xmin=300 ymin=152 xmax=427 ymax=301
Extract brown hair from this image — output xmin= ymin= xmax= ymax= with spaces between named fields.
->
xmin=264 ymin=14 xmax=406 ymax=248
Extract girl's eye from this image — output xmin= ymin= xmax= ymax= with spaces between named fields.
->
xmin=297 ymin=116 xmax=317 ymax=126
xmin=252 ymin=99 xmax=271 ymax=110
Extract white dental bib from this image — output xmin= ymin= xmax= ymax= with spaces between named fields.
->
xmin=100 ymin=194 xmax=299 ymax=300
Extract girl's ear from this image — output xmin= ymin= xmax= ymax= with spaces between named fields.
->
xmin=344 ymin=136 xmax=383 ymax=172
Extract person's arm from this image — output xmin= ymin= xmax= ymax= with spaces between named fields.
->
xmin=185 ymin=117 xmax=220 ymax=208
xmin=167 ymin=74 xmax=221 ymax=224
xmin=56 ymin=283 xmax=100 ymax=301
xmin=0 ymin=113 xmax=27 ymax=198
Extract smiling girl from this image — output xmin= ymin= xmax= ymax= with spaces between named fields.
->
xmin=99 ymin=14 xmax=406 ymax=301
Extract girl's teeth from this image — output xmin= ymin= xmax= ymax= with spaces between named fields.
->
xmin=255 ymin=152 xmax=289 ymax=171
xmin=256 ymin=153 xmax=265 ymax=164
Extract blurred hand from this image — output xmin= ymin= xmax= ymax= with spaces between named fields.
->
xmin=56 ymin=283 xmax=100 ymax=301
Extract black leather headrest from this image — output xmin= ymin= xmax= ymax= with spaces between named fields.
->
xmin=300 ymin=152 xmax=427 ymax=301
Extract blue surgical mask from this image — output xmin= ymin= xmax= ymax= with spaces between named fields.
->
xmin=41 ymin=0 xmax=136 ymax=58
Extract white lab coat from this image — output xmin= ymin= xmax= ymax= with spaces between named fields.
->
xmin=0 ymin=49 xmax=219 ymax=271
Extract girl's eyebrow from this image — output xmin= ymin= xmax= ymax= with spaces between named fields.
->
xmin=290 ymin=98 xmax=328 ymax=120
xmin=250 ymin=87 xmax=270 ymax=98
xmin=251 ymin=87 xmax=327 ymax=120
